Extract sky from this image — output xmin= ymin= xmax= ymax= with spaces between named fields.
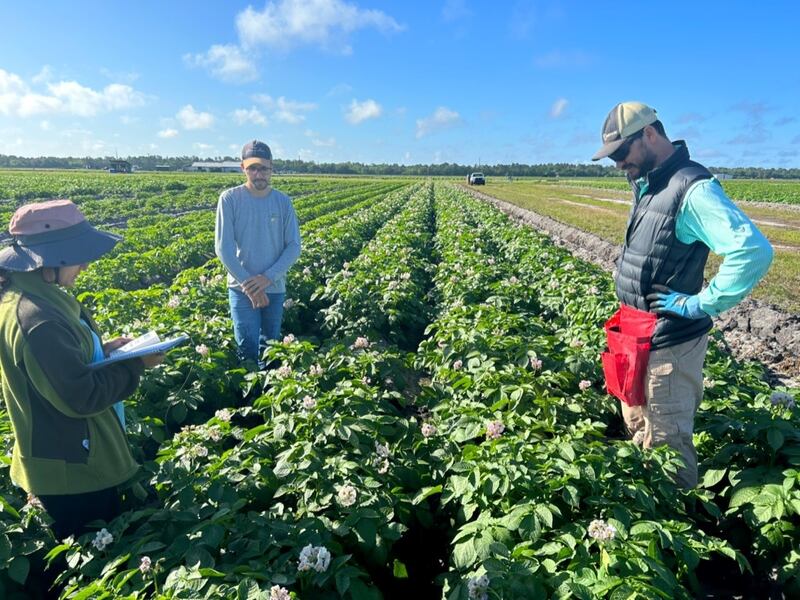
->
xmin=1 ymin=0 xmax=799 ymax=167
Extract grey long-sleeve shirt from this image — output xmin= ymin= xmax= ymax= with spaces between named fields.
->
xmin=214 ymin=184 xmax=302 ymax=293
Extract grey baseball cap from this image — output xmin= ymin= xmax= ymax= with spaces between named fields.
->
xmin=591 ymin=102 xmax=658 ymax=161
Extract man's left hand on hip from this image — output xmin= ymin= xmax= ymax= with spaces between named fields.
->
xmin=646 ymin=284 xmax=708 ymax=319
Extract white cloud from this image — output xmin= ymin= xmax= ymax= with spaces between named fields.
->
xmin=177 ymin=104 xmax=215 ymax=130
xmin=184 ymin=44 xmax=258 ymax=83
xmin=232 ymin=107 xmax=268 ymax=125
xmin=0 ymin=68 xmax=147 ymax=118
xmin=253 ymin=94 xmax=316 ymax=124
xmin=16 ymin=94 xmax=61 ymax=117
xmin=158 ymin=128 xmax=179 ymax=139
xmin=236 ymin=0 xmax=403 ymax=53
xmin=416 ymin=107 xmax=461 ymax=138
xmin=550 ymin=98 xmax=568 ymax=118
xmin=0 ymin=69 xmax=27 ymax=95
xmin=48 ymin=81 xmax=146 ymax=116
xmin=345 ymin=98 xmax=382 ymax=124
xmin=39 ymin=120 xmax=50 ymax=131
xmin=31 ymin=65 xmax=53 ymax=85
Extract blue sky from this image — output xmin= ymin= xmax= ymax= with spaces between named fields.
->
xmin=1 ymin=0 xmax=799 ymax=167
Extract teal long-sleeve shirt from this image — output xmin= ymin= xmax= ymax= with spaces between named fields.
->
xmin=676 ymin=178 xmax=773 ymax=316
xmin=635 ymin=176 xmax=773 ymax=317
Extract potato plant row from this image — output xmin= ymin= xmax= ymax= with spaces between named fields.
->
xmin=418 ymin=187 xmax=743 ymax=599
xmin=320 ymin=183 xmax=435 ymax=348
xmin=75 ymin=182 xmax=406 ymax=293
xmin=0 ymin=174 xmax=390 ymax=232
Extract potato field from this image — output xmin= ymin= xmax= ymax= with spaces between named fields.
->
xmin=1 ymin=173 xmax=799 ymax=599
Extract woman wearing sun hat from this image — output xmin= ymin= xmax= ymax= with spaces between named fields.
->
xmin=0 ymin=199 xmax=163 ymax=539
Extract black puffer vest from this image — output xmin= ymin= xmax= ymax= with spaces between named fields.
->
xmin=615 ymin=142 xmax=713 ymax=349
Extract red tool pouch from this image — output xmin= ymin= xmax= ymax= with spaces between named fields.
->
xmin=601 ymin=304 xmax=657 ymax=406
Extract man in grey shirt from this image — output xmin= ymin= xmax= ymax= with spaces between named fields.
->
xmin=214 ymin=140 xmax=301 ymax=367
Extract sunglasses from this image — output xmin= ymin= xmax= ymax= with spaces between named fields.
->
xmin=246 ymin=165 xmax=272 ymax=174
xmin=608 ymin=130 xmax=643 ymax=163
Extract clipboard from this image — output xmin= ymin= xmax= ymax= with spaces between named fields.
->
xmin=89 ymin=334 xmax=189 ymax=368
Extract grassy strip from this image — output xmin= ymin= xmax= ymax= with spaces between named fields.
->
xmin=477 ymin=181 xmax=800 ymax=313
xmin=548 ymin=177 xmax=800 ymax=205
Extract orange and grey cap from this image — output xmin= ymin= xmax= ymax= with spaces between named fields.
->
xmin=0 ymin=199 xmax=121 ymax=272
xmin=591 ymin=102 xmax=658 ymax=161
xmin=241 ymin=139 xmax=272 ymax=168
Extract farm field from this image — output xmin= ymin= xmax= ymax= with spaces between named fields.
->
xmin=475 ymin=179 xmax=800 ymax=314
xmin=547 ymin=178 xmax=800 ymax=206
xmin=0 ymin=173 xmax=798 ymax=599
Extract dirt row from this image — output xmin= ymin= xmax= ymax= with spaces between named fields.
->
xmin=462 ymin=185 xmax=800 ymax=388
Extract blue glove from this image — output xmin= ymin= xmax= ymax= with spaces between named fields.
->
xmin=645 ymin=284 xmax=709 ymax=319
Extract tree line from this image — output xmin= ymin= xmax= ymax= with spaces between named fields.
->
xmin=1 ymin=154 xmax=799 ymax=179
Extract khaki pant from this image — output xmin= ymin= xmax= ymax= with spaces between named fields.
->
xmin=620 ymin=334 xmax=708 ymax=488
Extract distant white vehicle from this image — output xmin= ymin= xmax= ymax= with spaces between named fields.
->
xmin=469 ymin=172 xmax=485 ymax=185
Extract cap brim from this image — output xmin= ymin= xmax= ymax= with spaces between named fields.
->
xmin=241 ymin=157 xmax=271 ymax=168
xmin=0 ymin=227 xmax=120 ymax=272
xmin=591 ymin=138 xmax=625 ymax=161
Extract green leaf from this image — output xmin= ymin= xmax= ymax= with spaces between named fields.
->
xmin=72 ymin=583 xmax=103 ymax=600
xmin=335 ymin=568 xmax=352 ymax=596
xmin=347 ymin=579 xmax=382 ymax=600
xmin=701 ymin=468 xmax=727 ymax=488
xmin=412 ymin=485 xmax=442 ymax=505
xmin=393 ymin=559 xmax=409 ymax=578
xmin=171 ymin=403 xmax=188 ymax=424
xmin=137 ymin=541 xmax=167 ymax=553
xmin=559 ymin=443 xmax=576 ymax=462
xmin=354 ymin=517 xmax=378 ymax=549
xmin=452 ymin=539 xmax=478 ymax=569
xmin=0 ymin=496 xmax=21 ymax=520
xmin=534 ymin=504 xmax=554 ymax=529
xmin=729 ymin=486 xmax=760 ymax=509
xmin=8 ymin=556 xmax=29 ymax=585
xmin=43 ymin=542 xmax=73 ymax=564
xmin=767 ymin=428 xmax=785 ymax=452
xmin=630 ymin=521 xmax=658 ymax=536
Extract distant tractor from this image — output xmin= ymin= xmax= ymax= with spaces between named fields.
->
xmin=469 ymin=172 xmax=485 ymax=185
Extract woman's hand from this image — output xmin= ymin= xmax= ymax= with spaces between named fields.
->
xmin=103 ymin=336 xmax=132 ymax=356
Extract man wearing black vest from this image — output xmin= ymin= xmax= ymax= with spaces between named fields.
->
xmin=592 ymin=102 xmax=773 ymax=488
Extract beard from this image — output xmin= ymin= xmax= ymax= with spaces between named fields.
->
xmin=250 ymin=178 xmax=269 ymax=190
xmin=624 ymin=149 xmax=658 ymax=180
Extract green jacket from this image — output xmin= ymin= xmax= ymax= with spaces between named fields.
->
xmin=0 ymin=272 xmax=143 ymax=495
